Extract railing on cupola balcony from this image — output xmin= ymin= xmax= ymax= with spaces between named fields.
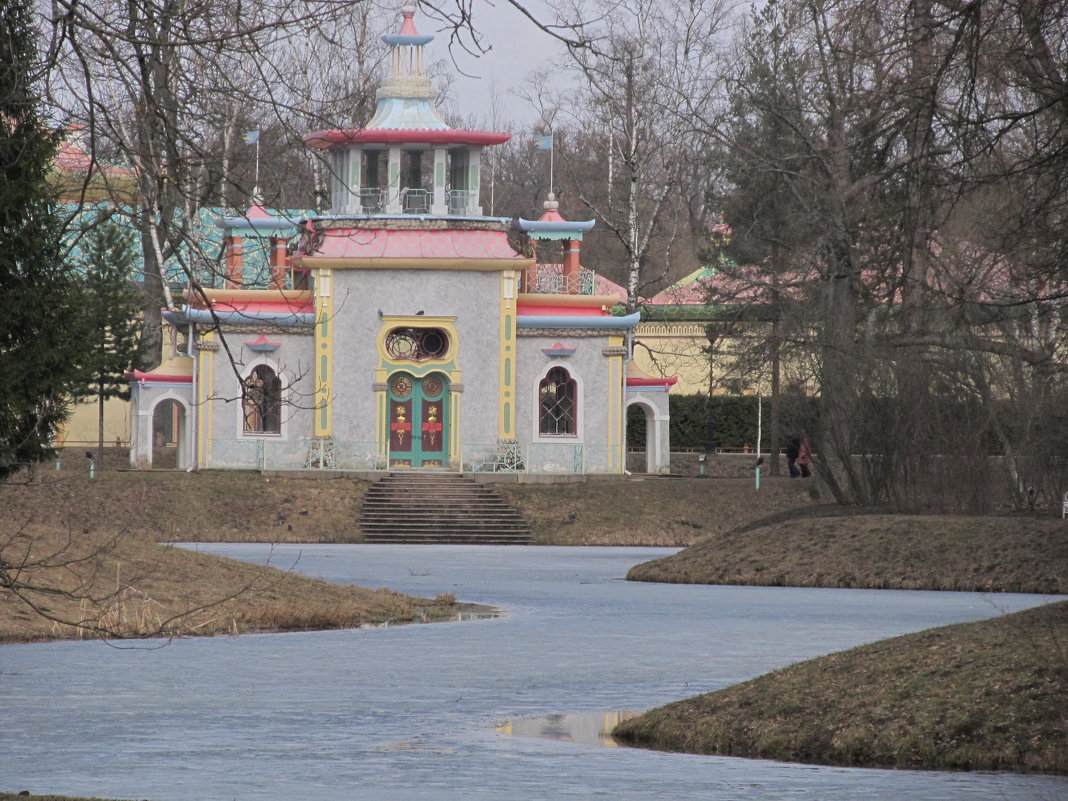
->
xmin=358 ymin=188 xmax=384 ymax=214
xmin=447 ymin=189 xmax=474 ymax=215
xmin=523 ymin=265 xmax=597 ymax=295
xmin=402 ymin=188 xmax=431 ymax=215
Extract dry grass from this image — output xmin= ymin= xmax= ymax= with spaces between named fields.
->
xmin=0 ymin=473 xmax=463 ymax=643
xmin=0 ymin=463 xmax=369 ymax=544
xmin=614 ymin=600 xmax=1068 ymax=775
xmin=498 ymin=476 xmax=816 ymax=546
xmin=626 ymin=513 xmax=1068 ymax=593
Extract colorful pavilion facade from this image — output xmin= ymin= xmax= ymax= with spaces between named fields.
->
xmin=126 ymin=4 xmax=673 ymax=475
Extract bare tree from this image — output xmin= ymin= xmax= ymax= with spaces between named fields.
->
xmin=553 ymin=0 xmax=729 ymax=310
xmin=715 ymin=0 xmax=1068 ymax=509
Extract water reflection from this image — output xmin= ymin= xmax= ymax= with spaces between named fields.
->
xmin=499 ymin=710 xmax=639 ymax=747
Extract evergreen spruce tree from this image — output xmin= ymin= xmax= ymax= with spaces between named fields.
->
xmin=72 ymin=211 xmax=142 ymax=468
xmin=0 ymin=0 xmax=88 ymax=478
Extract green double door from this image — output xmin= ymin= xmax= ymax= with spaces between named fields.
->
xmin=388 ymin=372 xmax=449 ymax=468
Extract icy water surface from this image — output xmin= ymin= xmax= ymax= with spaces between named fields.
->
xmin=2 ymin=544 xmax=1065 ymax=801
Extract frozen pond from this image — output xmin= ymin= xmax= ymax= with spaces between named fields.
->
xmin=2 ymin=544 xmax=1065 ymax=801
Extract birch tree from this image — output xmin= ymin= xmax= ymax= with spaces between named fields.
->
xmin=558 ymin=0 xmax=729 ymax=310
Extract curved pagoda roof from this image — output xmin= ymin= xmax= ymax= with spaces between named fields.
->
xmin=517 ymin=193 xmax=596 ymax=240
xmin=304 ymin=3 xmax=509 ymax=150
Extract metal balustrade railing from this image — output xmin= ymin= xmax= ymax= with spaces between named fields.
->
xmin=357 ymin=188 xmax=384 ymax=214
xmin=204 ymin=438 xmax=626 ymax=474
xmin=446 ymin=189 xmax=473 ymax=215
xmin=402 ymin=188 xmax=430 ymax=214
xmin=207 ymin=439 xmax=389 ymax=471
xmin=524 ymin=268 xmax=597 ymax=296
xmin=464 ymin=441 xmax=625 ymax=474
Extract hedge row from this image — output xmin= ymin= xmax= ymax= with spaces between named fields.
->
xmin=628 ymin=394 xmax=818 ymax=451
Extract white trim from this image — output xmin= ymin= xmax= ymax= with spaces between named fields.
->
xmin=532 ymin=361 xmax=584 ymax=444
xmin=142 ymin=391 xmax=192 ymax=470
xmin=626 ymin=396 xmax=669 ymax=474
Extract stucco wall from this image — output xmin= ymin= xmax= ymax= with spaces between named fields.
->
xmin=330 ymin=268 xmax=503 ymax=449
xmin=202 ymin=329 xmax=315 ymax=468
xmin=515 ymin=332 xmax=619 ymax=472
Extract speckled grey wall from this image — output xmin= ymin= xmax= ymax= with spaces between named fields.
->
xmin=514 ymin=333 xmax=613 ymax=445
xmin=329 ymin=268 xmax=503 ymax=448
xmin=203 ymin=329 xmax=315 ymax=468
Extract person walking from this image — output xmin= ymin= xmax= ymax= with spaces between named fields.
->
xmin=786 ymin=436 xmax=801 ymax=478
xmin=797 ymin=429 xmax=813 ymax=478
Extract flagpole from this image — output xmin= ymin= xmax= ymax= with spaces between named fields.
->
xmin=255 ymin=138 xmax=261 ymax=191
xmin=549 ymin=130 xmax=554 ymax=195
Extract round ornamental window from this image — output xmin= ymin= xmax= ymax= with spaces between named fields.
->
xmin=391 ymin=375 xmax=413 ymax=398
xmin=385 ymin=327 xmax=450 ymax=361
xmin=423 ymin=376 xmax=443 ymax=397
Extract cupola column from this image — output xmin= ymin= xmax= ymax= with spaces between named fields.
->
xmin=468 ymin=147 xmax=482 ymax=215
xmin=346 ymin=146 xmax=362 ymax=213
xmin=431 ymin=147 xmax=447 ymax=215
xmin=386 ymin=145 xmax=403 ymax=213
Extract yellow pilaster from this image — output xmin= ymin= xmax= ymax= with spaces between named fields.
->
xmin=198 ymin=332 xmax=216 ymax=465
xmin=607 ymin=334 xmax=624 ymax=472
xmin=498 ymin=270 xmax=517 ymax=439
xmin=314 ymin=268 xmax=334 ymax=437
xmin=449 ymin=386 xmax=462 ymax=469
xmin=374 ymin=370 xmax=389 ymax=462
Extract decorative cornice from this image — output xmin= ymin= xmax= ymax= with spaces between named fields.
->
xmin=302 ymin=216 xmax=511 ymax=232
xmin=517 ymin=328 xmax=611 ymax=338
xmin=217 ymin=324 xmax=312 ymax=336
xmin=195 ymin=340 xmax=220 ymax=352
xmin=450 ymin=383 xmax=464 ymax=393
xmin=602 ymin=346 xmax=628 ymax=357
xmin=371 ymin=382 xmax=389 ymax=392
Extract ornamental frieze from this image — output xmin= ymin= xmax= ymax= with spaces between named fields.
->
xmin=516 ymin=329 xmax=610 ymax=338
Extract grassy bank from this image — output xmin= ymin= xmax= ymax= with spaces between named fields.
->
xmin=626 ymin=513 xmax=1068 ymax=594
xmin=1 ymin=466 xmax=817 ymax=547
xmin=0 ymin=471 xmax=465 ymax=643
xmin=614 ymin=599 xmax=1068 ymax=775
xmin=498 ymin=476 xmax=814 ymax=545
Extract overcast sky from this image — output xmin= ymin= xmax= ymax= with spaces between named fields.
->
xmin=435 ymin=0 xmax=568 ymax=128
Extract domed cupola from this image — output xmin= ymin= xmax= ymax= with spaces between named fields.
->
xmin=303 ymin=2 xmax=510 ymax=218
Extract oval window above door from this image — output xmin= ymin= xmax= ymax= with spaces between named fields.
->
xmin=385 ymin=327 xmax=451 ymax=361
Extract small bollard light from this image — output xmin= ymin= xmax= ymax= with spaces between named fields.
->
xmin=85 ymin=451 xmax=95 ymax=479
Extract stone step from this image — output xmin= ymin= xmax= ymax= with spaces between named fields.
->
xmin=363 ymin=534 xmax=532 ymax=545
xmin=358 ymin=472 xmax=532 ymax=545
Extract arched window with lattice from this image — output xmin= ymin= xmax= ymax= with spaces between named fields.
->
xmin=538 ymin=366 xmax=577 ymax=436
xmin=243 ymin=365 xmax=282 ymax=434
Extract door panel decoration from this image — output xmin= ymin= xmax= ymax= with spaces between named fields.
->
xmin=388 ymin=371 xmax=449 ymax=468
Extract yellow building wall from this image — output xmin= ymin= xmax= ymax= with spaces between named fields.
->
xmin=633 ymin=321 xmax=713 ymax=395
xmin=634 ymin=320 xmax=790 ymax=396
xmin=56 ymin=396 xmax=130 ymax=446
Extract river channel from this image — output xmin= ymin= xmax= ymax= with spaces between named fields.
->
xmin=2 ymin=544 xmax=1065 ymax=801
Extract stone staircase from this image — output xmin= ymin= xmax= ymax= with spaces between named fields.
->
xmin=359 ymin=472 xmax=533 ymax=544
